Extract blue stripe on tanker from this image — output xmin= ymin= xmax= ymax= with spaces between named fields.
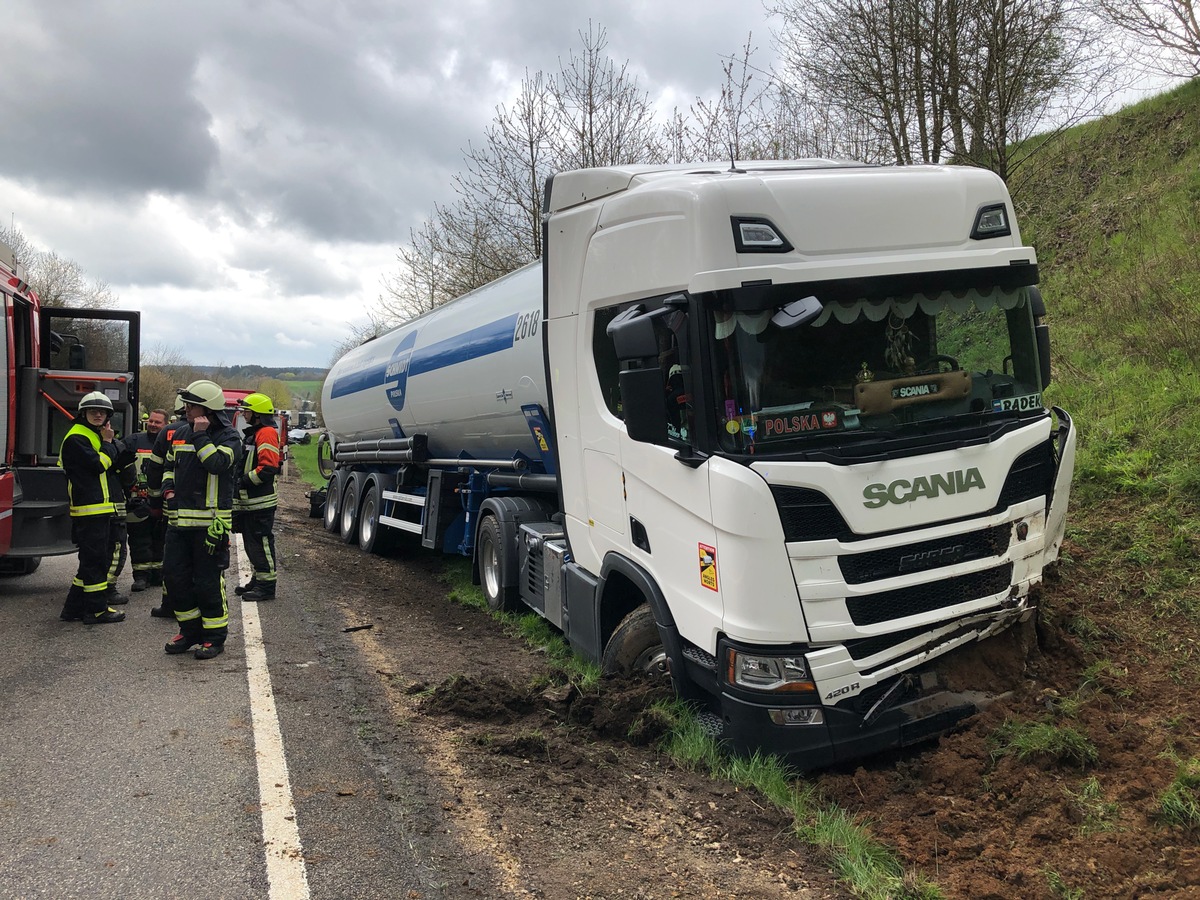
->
xmin=328 ymin=314 xmax=518 ymax=399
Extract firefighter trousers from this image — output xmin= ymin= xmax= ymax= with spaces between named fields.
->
xmin=68 ymin=515 xmax=114 ymax=615
xmin=128 ymin=515 xmax=166 ymax=580
xmin=236 ymin=509 xmax=277 ymax=585
xmin=163 ymin=527 xmax=229 ymax=645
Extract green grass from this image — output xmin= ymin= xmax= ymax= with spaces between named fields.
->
xmin=990 ymin=720 xmax=1099 ymax=768
xmin=286 ymin=439 xmax=322 ymax=488
xmin=1157 ymin=756 xmax=1200 ymax=830
xmin=1064 ymin=777 xmax=1120 ymax=835
xmin=281 ymin=378 xmax=323 ymax=400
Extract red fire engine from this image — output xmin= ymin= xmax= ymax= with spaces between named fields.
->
xmin=1 ymin=239 xmax=140 ymax=575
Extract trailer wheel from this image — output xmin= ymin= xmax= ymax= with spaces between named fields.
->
xmin=602 ymin=605 xmax=669 ymax=678
xmin=358 ymin=481 xmax=393 ymax=555
xmin=478 ymin=516 xmax=517 ymax=611
xmin=340 ymin=474 xmax=362 ymax=544
xmin=323 ymin=471 xmax=342 ymax=532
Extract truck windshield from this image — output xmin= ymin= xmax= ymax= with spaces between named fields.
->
xmin=704 ymin=280 xmax=1043 ymax=455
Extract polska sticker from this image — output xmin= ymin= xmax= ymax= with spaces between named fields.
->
xmin=699 ymin=543 xmax=718 ymax=592
xmin=993 ymin=392 xmax=1042 ymax=412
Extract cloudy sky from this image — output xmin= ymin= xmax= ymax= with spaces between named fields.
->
xmin=1 ymin=0 xmax=782 ymax=370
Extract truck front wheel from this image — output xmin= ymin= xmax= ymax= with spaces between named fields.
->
xmin=478 ymin=516 xmax=517 ymax=612
xmin=602 ymin=605 xmax=669 ymax=678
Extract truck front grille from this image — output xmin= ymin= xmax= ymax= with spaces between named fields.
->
xmin=839 ymin=523 xmax=1010 ymax=584
xmin=845 ymin=563 xmax=1013 ymax=626
xmin=771 ymin=486 xmax=850 ymax=541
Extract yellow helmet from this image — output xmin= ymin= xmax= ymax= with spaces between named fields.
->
xmin=179 ymin=379 xmax=225 ymax=411
xmin=238 ymin=392 xmax=275 ymax=415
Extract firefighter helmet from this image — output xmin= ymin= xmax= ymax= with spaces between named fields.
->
xmin=179 ymin=379 xmax=226 ymax=411
xmin=238 ymin=393 xmax=275 ymax=415
xmin=78 ymin=391 xmax=114 ymax=414
xmin=173 ymin=392 xmax=186 ymax=415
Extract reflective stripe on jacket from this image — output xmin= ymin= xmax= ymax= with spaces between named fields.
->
xmin=163 ymin=420 xmax=241 ymax=529
xmin=59 ymin=422 xmax=116 ymax=517
xmin=234 ymin=423 xmax=281 ymax=512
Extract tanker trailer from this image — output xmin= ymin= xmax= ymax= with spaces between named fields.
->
xmin=319 ymin=160 xmax=1075 ymax=770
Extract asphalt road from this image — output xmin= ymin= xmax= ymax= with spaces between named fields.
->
xmin=0 ymin=544 xmax=471 ymax=900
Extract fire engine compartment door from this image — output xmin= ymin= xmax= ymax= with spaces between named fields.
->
xmin=19 ymin=307 xmax=140 ymax=461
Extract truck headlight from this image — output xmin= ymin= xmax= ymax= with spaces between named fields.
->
xmin=726 ymin=649 xmax=816 ymax=693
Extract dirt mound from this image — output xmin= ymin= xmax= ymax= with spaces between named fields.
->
xmin=419 ymin=671 xmax=677 ymax=747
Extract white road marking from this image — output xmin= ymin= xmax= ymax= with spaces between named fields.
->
xmin=233 ymin=540 xmax=311 ymax=899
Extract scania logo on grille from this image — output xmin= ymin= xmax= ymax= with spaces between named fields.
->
xmin=862 ymin=467 xmax=986 ymax=508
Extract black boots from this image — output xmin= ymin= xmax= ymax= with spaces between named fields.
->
xmin=194 ymin=642 xmax=224 ymax=660
xmin=166 ymin=634 xmax=224 ymax=659
xmin=83 ymin=608 xmax=126 ymax=625
xmin=240 ymin=584 xmax=276 ymax=602
xmin=165 ymin=633 xmax=200 ymax=654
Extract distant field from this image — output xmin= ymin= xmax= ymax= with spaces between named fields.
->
xmin=283 ymin=379 xmax=323 ymax=400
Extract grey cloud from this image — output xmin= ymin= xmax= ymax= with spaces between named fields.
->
xmin=1 ymin=2 xmax=219 ymax=197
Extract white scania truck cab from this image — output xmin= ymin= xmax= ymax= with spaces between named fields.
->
xmin=320 ymin=160 xmax=1075 ymax=769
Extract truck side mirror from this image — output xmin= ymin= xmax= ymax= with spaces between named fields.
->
xmin=1036 ymin=325 xmax=1052 ymax=388
xmin=1029 ymin=287 xmax=1052 ymax=388
xmin=606 ymin=306 xmax=658 ymax=359
xmin=618 ymin=368 xmax=670 ymax=443
xmin=69 ymin=343 xmax=86 ymax=370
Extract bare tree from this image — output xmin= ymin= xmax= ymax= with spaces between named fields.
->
xmin=551 ymin=23 xmax=663 ymax=170
xmin=1096 ymin=0 xmax=1200 ymax=78
xmin=139 ymin=343 xmax=200 ymax=416
xmin=769 ymin=0 xmax=1124 ymax=179
xmin=375 ymin=23 xmax=666 ymax=330
xmin=687 ymin=38 xmax=775 ymax=161
xmin=0 ymin=226 xmax=117 ymax=309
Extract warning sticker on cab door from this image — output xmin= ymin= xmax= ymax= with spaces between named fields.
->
xmin=699 ymin=543 xmax=718 ymax=592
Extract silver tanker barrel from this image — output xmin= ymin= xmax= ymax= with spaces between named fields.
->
xmin=321 ymin=261 xmax=549 ymax=465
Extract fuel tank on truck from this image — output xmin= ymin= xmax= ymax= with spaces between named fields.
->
xmin=321 ymin=261 xmax=549 ymax=461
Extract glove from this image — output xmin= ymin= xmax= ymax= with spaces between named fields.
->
xmin=205 ymin=517 xmax=230 ymax=554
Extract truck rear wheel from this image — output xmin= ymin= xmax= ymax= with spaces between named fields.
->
xmin=340 ymin=474 xmax=362 ymax=544
xmin=478 ymin=516 xmax=517 ymax=611
xmin=323 ymin=472 xmax=342 ymax=533
xmin=358 ymin=481 xmax=393 ymax=555
xmin=602 ymin=605 xmax=669 ymax=678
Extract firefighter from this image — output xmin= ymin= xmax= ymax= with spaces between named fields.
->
xmin=58 ymin=392 xmax=126 ymax=625
xmin=126 ymin=408 xmax=168 ymax=591
xmin=161 ymin=380 xmax=241 ymax=659
xmin=145 ymin=396 xmax=187 ymax=619
xmin=103 ymin=424 xmax=136 ymax=606
xmin=233 ymin=393 xmax=282 ymax=601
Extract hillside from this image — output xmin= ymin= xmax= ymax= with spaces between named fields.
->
xmin=812 ymin=81 xmax=1200 ymax=897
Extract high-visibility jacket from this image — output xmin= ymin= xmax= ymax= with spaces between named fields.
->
xmin=234 ymin=422 xmax=281 ymax=513
xmin=162 ymin=419 xmax=241 ymax=529
xmin=59 ymin=422 xmax=118 ymax=517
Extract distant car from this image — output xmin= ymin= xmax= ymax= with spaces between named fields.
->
xmin=288 ymin=428 xmax=311 ymax=445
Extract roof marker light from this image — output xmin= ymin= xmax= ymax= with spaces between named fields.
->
xmin=732 ymin=217 xmax=794 ymax=253
xmin=971 ymin=203 xmax=1011 ymax=240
